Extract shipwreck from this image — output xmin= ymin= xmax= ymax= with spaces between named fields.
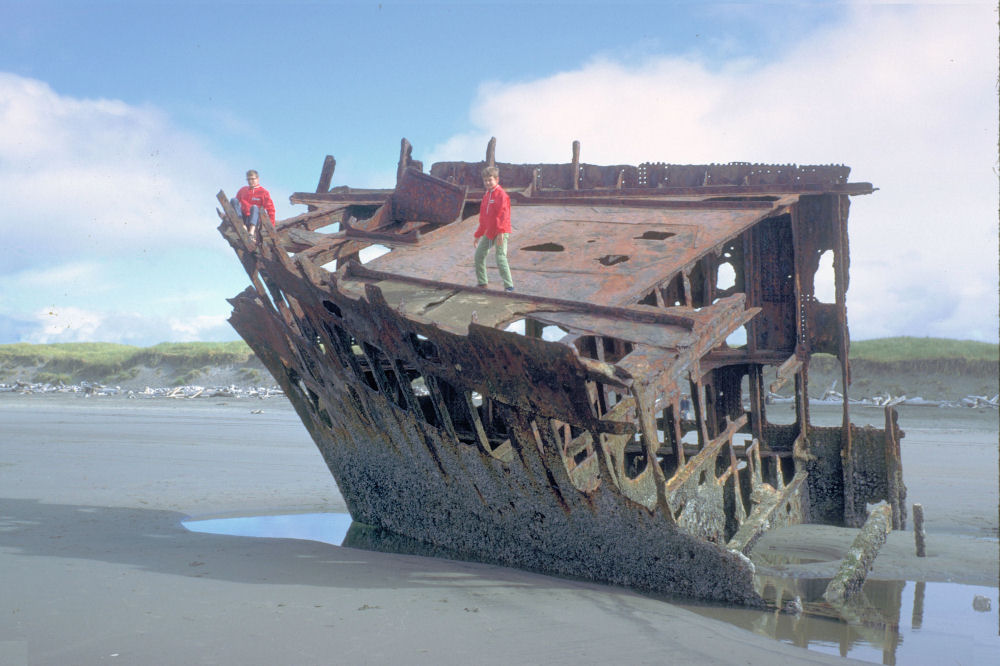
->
xmin=218 ymin=138 xmax=906 ymax=606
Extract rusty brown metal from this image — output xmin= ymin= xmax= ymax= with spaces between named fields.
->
xmin=390 ymin=167 xmax=467 ymax=225
xmin=218 ymin=137 xmax=904 ymax=606
xmin=316 ymin=155 xmax=336 ymax=193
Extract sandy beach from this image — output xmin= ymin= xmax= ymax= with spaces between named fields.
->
xmin=1 ymin=394 xmax=996 ymax=665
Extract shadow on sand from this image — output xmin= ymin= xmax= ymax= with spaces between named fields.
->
xmin=0 ymin=497 xmax=543 ymax=592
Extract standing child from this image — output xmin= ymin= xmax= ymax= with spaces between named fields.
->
xmin=472 ymin=166 xmax=514 ymax=291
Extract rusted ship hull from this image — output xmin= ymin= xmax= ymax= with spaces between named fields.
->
xmin=218 ymin=140 xmax=905 ymax=605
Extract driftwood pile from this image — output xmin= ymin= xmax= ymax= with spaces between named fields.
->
xmin=765 ymin=389 xmax=996 ymax=409
xmin=759 ymin=378 xmax=998 ymax=409
xmin=0 ymin=381 xmax=284 ymax=400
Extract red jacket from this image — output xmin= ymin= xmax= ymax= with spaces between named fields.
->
xmin=474 ymin=185 xmax=511 ymax=240
xmin=236 ymin=185 xmax=277 ymax=226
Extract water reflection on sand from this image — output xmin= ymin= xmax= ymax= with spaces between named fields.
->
xmin=679 ymin=576 xmax=998 ymax=665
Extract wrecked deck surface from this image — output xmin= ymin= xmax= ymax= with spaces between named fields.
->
xmin=367 ymin=202 xmax=783 ymax=307
xmin=218 ymin=139 xmax=904 ymax=606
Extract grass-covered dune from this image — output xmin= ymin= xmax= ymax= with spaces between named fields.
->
xmin=809 ymin=337 xmax=998 ymax=401
xmin=0 ymin=337 xmax=996 ymax=398
xmin=849 ymin=337 xmax=997 ymax=362
xmin=0 ymin=341 xmax=263 ymax=388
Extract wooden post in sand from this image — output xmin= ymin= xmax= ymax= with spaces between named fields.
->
xmin=913 ymin=503 xmax=926 ymax=557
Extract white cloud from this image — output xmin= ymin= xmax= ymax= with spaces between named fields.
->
xmin=28 ymin=306 xmax=104 ymax=343
xmin=26 ymin=306 xmax=236 ymax=345
xmin=167 ymin=314 xmax=234 ymax=340
xmin=0 ymin=73 xmax=233 ymax=273
xmin=429 ymin=3 xmax=998 ymax=341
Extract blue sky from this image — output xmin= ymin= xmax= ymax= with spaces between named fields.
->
xmin=2 ymin=0 xmax=997 ymax=346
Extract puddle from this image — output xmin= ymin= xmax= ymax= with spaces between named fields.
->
xmin=183 ymin=512 xmax=998 ymax=664
xmin=183 ymin=512 xmax=354 ymax=546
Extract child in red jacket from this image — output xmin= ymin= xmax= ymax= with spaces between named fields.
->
xmin=231 ymin=169 xmax=277 ymax=231
xmin=472 ymin=166 xmax=514 ymax=291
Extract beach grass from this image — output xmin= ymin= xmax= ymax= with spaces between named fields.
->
xmin=849 ymin=337 xmax=997 ymax=362
xmin=0 ymin=341 xmax=253 ymax=367
xmin=133 ymin=341 xmax=256 ymax=366
xmin=0 ymin=341 xmax=257 ymax=385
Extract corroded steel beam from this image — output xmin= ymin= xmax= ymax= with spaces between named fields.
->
xmin=823 ymin=502 xmax=894 ymax=604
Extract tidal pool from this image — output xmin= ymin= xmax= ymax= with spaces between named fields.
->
xmin=183 ymin=512 xmax=354 ymax=545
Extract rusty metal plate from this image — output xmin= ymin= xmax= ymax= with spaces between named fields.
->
xmin=391 ymin=168 xmax=467 ymax=224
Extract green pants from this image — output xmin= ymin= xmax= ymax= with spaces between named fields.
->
xmin=474 ymin=234 xmax=513 ymax=289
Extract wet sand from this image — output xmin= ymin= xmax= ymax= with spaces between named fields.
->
xmin=1 ymin=394 xmax=995 ymax=665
